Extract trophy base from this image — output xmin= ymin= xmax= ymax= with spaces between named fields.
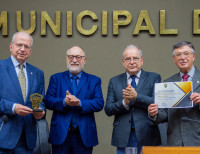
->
xmin=33 ymin=109 xmax=43 ymax=112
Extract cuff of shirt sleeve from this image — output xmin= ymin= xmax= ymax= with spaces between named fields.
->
xmin=122 ymin=99 xmax=129 ymax=110
xmin=12 ymin=103 xmax=16 ymax=114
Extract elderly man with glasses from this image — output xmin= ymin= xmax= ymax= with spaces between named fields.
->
xmin=0 ymin=31 xmax=45 ymax=153
xmin=148 ymin=41 xmax=200 ymax=146
xmin=105 ymin=45 xmax=161 ymax=154
xmin=45 ymin=46 xmax=104 ymax=154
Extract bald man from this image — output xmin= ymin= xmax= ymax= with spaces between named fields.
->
xmin=45 ymin=46 xmax=104 ymax=154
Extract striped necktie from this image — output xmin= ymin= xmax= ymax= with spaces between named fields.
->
xmin=18 ymin=64 xmax=26 ymax=101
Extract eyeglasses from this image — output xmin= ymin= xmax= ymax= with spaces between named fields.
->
xmin=67 ymin=55 xmax=85 ymax=61
xmin=124 ymin=57 xmax=140 ymax=63
xmin=13 ymin=42 xmax=32 ymax=50
xmin=174 ymin=51 xmax=193 ymax=58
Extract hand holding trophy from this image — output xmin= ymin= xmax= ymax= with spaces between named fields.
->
xmin=30 ymin=93 xmax=43 ymax=112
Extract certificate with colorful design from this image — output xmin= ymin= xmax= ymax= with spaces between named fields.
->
xmin=155 ymin=81 xmax=193 ymax=108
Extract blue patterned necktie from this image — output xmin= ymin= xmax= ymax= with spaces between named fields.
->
xmin=131 ymin=75 xmax=137 ymax=89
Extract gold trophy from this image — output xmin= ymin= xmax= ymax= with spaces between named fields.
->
xmin=30 ymin=93 xmax=43 ymax=112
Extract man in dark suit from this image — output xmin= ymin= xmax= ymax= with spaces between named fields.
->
xmin=104 ymin=45 xmax=161 ymax=154
xmin=0 ymin=31 xmax=45 ymax=153
xmin=45 ymin=46 xmax=104 ymax=154
xmin=148 ymin=41 xmax=200 ymax=146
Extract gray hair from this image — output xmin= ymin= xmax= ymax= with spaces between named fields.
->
xmin=172 ymin=41 xmax=195 ymax=55
xmin=122 ymin=45 xmax=142 ymax=58
xmin=11 ymin=31 xmax=33 ymax=47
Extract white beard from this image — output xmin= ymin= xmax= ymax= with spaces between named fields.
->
xmin=67 ymin=63 xmax=84 ymax=74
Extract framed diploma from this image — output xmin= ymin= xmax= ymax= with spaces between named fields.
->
xmin=155 ymin=81 xmax=193 ymax=108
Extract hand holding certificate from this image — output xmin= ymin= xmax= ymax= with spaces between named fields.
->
xmin=155 ymin=81 xmax=193 ymax=108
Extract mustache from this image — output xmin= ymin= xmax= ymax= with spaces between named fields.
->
xmin=70 ymin=62 xmax=80 ymax=65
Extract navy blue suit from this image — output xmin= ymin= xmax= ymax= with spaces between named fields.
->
xmin=45 ymin=71 xmax=104 ymax=147
xmin=0 ymin=57 xmax=45 ymax=150
xmin=105 ymin=70 xmax=161 ymax=147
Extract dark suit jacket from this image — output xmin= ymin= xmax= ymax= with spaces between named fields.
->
xmin=0 ymin=57 xmax=45 ymax=149
xmin=155 ymin=67 xmax=200 ymax=146
xmin=104 ymin=70 xmax=161 ymax=147
xmin=45 ymin=71 xmax=104 ymax=147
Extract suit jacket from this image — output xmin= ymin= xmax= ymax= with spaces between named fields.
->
xmin=45 ymin=71 xmax=104 ymax=147
xmin=155 ymin=67 xmax=200 ymax=146
xmin=104 ymin=70 xmax=161 ymax=147
xmin=0 ymin=57 xmax=45 ymax=149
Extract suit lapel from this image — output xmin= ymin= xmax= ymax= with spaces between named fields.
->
xmin=136 ymin=70 xmax=147 ymax=91
xmin=174 ymin=73 xmax=182 ymax=81
xmin=26 ymin=63 xmax=33 ymax=103
xmin=120 ymin=73 xmax=128 ymax=90
xmin=63 ymin=71 xmax=74 ymax=94
xmin=6 ymin=58 xmax=23 ymax=100
xmin=192 ymin=68 xmax=200 ymax=91
xmin=76 ymin=71 xmax=87 ymax=96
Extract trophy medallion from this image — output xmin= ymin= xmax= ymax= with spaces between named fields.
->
xmin=30 ymin=93 xmax=43 ymax=112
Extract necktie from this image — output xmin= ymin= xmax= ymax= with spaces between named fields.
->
xmin=130 ymin=75 xmax=137 ymax=128
xmin=182 ymin=74 xmax=189 ymax=81
xmin=71 ymin=75 xmax=78 ymax=128
xmin=131 ymin=75 xmax=137 ymax=89
xmin=18 ymin=64 xmax=26 ymax=101
xmin=71 ymin=75 xmax=78 ymax=95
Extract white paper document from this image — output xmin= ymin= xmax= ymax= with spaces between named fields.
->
xmin=155 ymin=81 xmax=193 ymax=108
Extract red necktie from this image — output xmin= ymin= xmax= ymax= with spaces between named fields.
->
xmin=182 ymin=74 xmax=189 ymax=81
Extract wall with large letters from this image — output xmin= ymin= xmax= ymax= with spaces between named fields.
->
xmin=1 ymin=0 xmax=200 ymax=153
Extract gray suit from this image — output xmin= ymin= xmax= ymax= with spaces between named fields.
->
xmin=105 ymin=70 xmax=161 ymax=147
xmin=155 ymin=67 xmax=200 ymax=146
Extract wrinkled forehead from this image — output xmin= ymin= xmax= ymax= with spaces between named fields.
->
xmin=124 ymin=47 xmax=140 ymax=57
xmin=15 ymin=32 xmax=31 ymax=40
xmin=68 ymin=47 xmax=84 ymax=56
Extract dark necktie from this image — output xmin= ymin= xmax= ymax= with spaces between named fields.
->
xmin=130 ymin=75 xmax=137 ymax=128
xmin=71 ymin=75 xmax=78 ymax=95
xmin=182 ymin=74 xmax=189 ymax=81
xmin=18 ymin=64 xmax=26 ymax=101
xmin=71 ymin=75 xmax=78 ymax=128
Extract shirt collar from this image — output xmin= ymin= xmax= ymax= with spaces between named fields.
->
xmin=126 ymin=70 xmax=141 ymax=80
xmin=180 ymin=65 xmax=195 ymax=78
xmin=11 ymin=55 xmax=26 ymax=68
xmin=69 ymin=71 xmax=82 ymax=79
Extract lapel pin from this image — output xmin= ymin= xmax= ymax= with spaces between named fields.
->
xmin=197 ymin=81 xmax=199 ymax=84
xmin=31 ymin=72 xmax=33 ymax=75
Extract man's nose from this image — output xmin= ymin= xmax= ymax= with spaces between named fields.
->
xmin=20 ymin=45 xmax=26 ymax=51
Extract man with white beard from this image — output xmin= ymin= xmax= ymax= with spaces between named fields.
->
xmin=45 ymin=46 xmax=104 ymax=154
